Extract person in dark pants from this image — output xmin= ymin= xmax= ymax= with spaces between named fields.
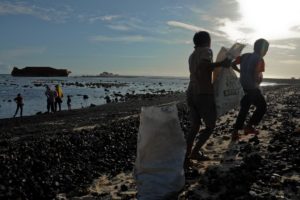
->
xmin=185 ymin=31 xmax=231 ymax=167
xmin=231 ymin=38 xmax=269 ymax=140
xmin=55 ymin=84 xmax=63 ymax=111
xmin=13 ymin=93 xmax=24 ymax=118
xmin=67 ymin=95 xmax=71 ymax=110
xmin=45 ymin=85 xmax=56 ymax=113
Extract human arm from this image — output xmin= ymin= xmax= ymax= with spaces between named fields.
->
xmin=230 ymin=56 xmax=241 ymax=73
xmin=255 ymin=59 xmax=265 ymax=84
xmin=232 ymin=64 xmax=240 ymax=73
xmin=211 ymin=58 xmax=232 ymax=69
xmin=199 ymin=58 xmax=232 ymax=71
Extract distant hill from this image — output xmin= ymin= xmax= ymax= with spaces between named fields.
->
xmin=11 ymin=66 xmax=71 ymax=77
xmin=98 ymin=72 xmax=119 ymax=77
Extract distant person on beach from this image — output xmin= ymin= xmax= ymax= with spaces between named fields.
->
xmin=185 ymin=31 xmax=231 ymax=166
xmin=55 ymin=84 xmax=63 ymax=111
xmin=45 ymin=85 xmax=56 ymax=113
xmin=104 ymin=95 xmax=111 ymax=104
xmin=231 ymin=38 xmax=269 ymax=140
xmin=67 ymin=95 xmax=71 ymax=110
xmin=13 ymin=93 xmax=24 ymax=118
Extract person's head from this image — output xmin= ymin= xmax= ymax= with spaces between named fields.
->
xmin=254 ymin=38 xmax=269 ymax=57
xmin=193 ymin=31 xmax=211 ymax=48
xmin=17 ymin=93 xmax=21 ymax=97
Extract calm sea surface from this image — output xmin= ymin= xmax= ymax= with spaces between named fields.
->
xmin=0 ymin=75 xmax=277 ymax=119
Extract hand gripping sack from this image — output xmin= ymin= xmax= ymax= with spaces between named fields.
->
xmin=135 ymin=103 xmax=186 ymax=200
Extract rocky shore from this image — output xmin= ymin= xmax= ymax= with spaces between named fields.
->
xmin=0 ymin=84 xmax=299 ymax=200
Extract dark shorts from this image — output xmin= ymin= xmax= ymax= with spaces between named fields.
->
xmin=56 ymin=97 xmax=62 ymax=103
xmin=187 ymin=92 xmax=216 ymax=128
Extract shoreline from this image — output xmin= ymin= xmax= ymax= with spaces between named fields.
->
xmin=0 ymin=92 xmax=186 ymax=129
xmin=1 ymin=81 xmax=299 ymax=121
xmin=0 ymin=84 xmax=299 ymax=199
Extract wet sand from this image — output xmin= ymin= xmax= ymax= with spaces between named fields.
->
xmin=0 ymin=84 xmax=299 ymax=199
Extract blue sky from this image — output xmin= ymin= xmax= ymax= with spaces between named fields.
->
xmin=0 ymin=0 xmax=300 ymax=77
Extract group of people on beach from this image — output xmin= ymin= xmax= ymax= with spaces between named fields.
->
xmin=44 ymin=84 xmax=71 ymax=113
xmin=185 ymin=31 xmax=269 ymax=167
xmin=13 ymin=84 xmax=72 ymax=118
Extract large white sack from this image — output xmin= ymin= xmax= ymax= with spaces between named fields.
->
xmin=214 ymin=67 xmax=244 ymax=117
xmin=213 ymin=47 xmax=228 ymax=82
xmin=135 ymin=103 xmax=186 ymax=200
xmin=213 ymin=43 xmax=245 ymax=82
xmin=213 ymin=43 xmax=245 ymax=117
xmin=226 ymin=42 xmax=246 ymax=59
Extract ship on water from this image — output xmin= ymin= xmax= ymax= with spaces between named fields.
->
xmin=11 ymin=66 xmax=71 ymax=77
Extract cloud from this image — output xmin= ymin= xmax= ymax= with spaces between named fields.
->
xmin=81 ymin=14 xmax=149 ymax=33
xmin=101 ymin=15 xmax=120 ymax=21
xmin=89 ymin=34 xmax=191 ymax=45
xmin=167 ymin=21 xmax=201 ymax=32
xmin=89 ymin=35 xmax=145 ymax=43
xmin=166 ymin=21 xmax=226 ymax=37
xmin=120 ymin=55 xmax=156 ymax=59
xmin=271 ymin=44 xmax=296 ymax=50
xmin=216 ymin=0 xmax=300 ymax=42
xmin=0 ymin=47 xmax=47 ymax=60
xmin=107 ymin=24 xmax=130 ymax=31
xmin=85 ymin=15 xmax=120 ymax=23
xmin=0 ymin=1 xmax=72 ymax=23
xmin=279 ymin=59 xmax=300 ymax=64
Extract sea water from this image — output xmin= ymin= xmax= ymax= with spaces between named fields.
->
xmin=0 ymin=75 xmax=189 ymax=119
xmin=0 ymin=75 xmax=277 ymax=119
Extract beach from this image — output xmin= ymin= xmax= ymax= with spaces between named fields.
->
xmin=0 ymin=83 xmax=299 ymax=199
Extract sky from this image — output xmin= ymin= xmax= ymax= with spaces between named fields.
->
xmin=0 ymin=0 xmax=300 ymax=78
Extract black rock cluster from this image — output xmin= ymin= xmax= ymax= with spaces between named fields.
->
xmin=0 ymin=117 xmax=139 ymax=199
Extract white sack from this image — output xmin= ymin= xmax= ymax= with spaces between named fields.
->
xmin=213 ymin=43 xmax=245 ymax=117
xmin=213 ymin=47 xmax=228 ymax=82
xmin=214 ymin=67 xmax=244 ymax=117
xmin=135 ymin=103 xmax=186 ymax=200
xmin=226 ymin=43 xmax=246 ymax=59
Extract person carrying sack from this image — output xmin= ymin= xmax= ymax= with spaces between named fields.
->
xmin=185 ymin=31 xmax=231 ymax=167
xmin=231 ymin=38 xmax=269 ymax=141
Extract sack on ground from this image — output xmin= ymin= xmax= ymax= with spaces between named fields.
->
xmin=135 ymin=103 xmax=186 ymax=200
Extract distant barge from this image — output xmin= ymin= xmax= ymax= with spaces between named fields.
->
xmin=11 ymin=67 xmax=71 ymax=77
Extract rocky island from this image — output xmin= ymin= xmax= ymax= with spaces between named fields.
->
xmin=11 ymin=66 xmax=71 ymax=77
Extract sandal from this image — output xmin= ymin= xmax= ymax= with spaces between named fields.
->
xmin=231 ymin=130 xmax=240 ymax=141
xmin=244 ymin=126 xmax=260 ymax=135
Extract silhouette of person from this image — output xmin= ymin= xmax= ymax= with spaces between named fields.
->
xmin=45 ymin=85 xmax=56 ymax=113
xmin=67 ymin=95 xmax=71 ymax=110
xmin=55 ymin=84 xmax=63 ymax=111
xmin=231 ymin=38 xmax=269 ymax=140
xmin=185 ymin=31 xmax=231 ymax=166
xmin=13 ymin=93 xmax=24 ymax=118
